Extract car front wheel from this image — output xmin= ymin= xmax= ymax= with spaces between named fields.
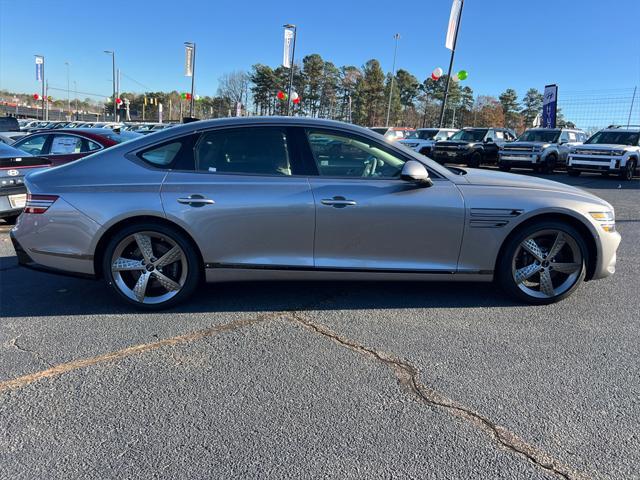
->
xmin=498 ymin=221 xmax=587 ymax=304
xmin=102 ymin=223 xmax=201 ymax=309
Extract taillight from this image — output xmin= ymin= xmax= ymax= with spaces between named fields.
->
xmin=24 ymin=194 xmax=59 ymax=214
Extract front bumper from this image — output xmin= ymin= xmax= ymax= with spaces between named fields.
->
xmin=592 ymin=230 xmax=621 ymax=280
xmin=432 ymin=150 xmax=471 ymax=164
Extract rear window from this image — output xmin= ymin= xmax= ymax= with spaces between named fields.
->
xmin=0 ymin=117 xmax=20 ymax=132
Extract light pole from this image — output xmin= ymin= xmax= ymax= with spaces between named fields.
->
xmin=65 ymin=61 xmax=70 ymax=116
xmin=385 ymin=33 xmax=400 ymax=127
xmin=73 ymin=81 xmax=78 ymax=119
xmin=283 ymin=24 xmax=297 ymax=116
xmin=184 ymin=42 xmax=196 ymax=117
xmin=104 ymin=50 xmax=117 ymax=121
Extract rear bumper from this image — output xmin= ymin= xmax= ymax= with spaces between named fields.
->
xmin=10 ymin=231 xmax=96 ymax=279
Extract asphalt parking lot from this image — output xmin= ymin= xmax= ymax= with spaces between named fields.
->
xmin=0 ymin=171 xmax=638 ymax=479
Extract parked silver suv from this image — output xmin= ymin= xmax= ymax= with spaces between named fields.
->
xmin=567 ymin=125 xmax=640 ymax=181
xmin=398 ymin=128 xmax=458 ymax=157
xmin=498 ymin=128 xmax=587 ymax=173
xmin=11 ymin=117 xmax=620 ymax=309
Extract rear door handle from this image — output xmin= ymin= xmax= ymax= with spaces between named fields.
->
xmin=320 ymin=196 xmax=357 ymax=208
xmin=177 ymin=194 xmax=215 ymax=207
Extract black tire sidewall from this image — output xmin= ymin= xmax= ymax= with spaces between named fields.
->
xmin=497 ymin=220 xmax=588 ymax=305
xmin=102 ymin=222 xmax=201 ymax=309
xmin=469 ymin=152 xmax=482 ymax=167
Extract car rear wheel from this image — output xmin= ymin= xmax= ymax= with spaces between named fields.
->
xmin=498 ymin=221 xmax=587 ymax=304
xmin=102 ymin=223 xmax=200 ymax=309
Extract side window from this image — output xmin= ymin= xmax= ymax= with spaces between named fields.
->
xmin=15 ymin=134 xmax=48 ymax=155
xmin=140 ymin=141 xmax=183 ymax=167
xmin=50 ymin=135 xmax=82 ymax=154
xmin=306 ymin=130 xmax=406 ymax=179
xmin=195 ymin=127 xmax=291 ymax=176
xmin=560 ymin=131 xmax=569 ymax=143
xmin=485 ymin=130 xmax=494 ymax=141
xmin=83 ymin=139 xmax=102 ymax=152
xmin=494 ymin=131 xmax=504 ymax=140
xmin=568 ymin=132 xmax=577 ymax=142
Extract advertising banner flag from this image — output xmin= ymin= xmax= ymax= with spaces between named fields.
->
xmin=445 ymin=0 xmax=462 ymax=50
xmin=283 ymin=29 xmax=294 ymax=68
xmin=35 ymin=56 xmax=43 ymax=82
xmin=542 ymin=84 xmax=558 ymax=128
xmin=184 ymin=45 xmax=194 ymax=77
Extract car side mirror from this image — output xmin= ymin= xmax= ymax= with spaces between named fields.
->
xmin=485 ymin=137 xmax=493 ymax=143
xmin=559 ymin=139 xmax=567 ymax=144
xmin=401 ymin=160 xmax=433 ymax=187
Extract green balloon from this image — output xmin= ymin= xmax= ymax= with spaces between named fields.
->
xmin=458 ymin=70 xmax=468 ymax=80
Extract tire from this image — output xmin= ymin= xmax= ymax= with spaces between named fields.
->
xmin=498 ymin=164 xmax=511 ymax=172
xmin=567 ymin=169 xmax=581 ymax=177
xmin=497 ymin=220 xmax=588 ymax=305
xmin=540 ymin=154 xmax=557 ymax=174
xmin=102 ymin=222 xmax=201 ymax=309
xmin=3 ymin=215 xmax=19 ymax=225
xmin=468 ymin=151 xmax=482 ymax=168
xmin=619 ymin=160 xmax=636 ymax=181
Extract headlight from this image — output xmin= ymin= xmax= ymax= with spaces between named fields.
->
xmin=590 ymin=211 xmax=616 ymax=232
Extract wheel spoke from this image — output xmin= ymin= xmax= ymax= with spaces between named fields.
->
xmin=134 ymin=233 xmax=154 ymax=263
xmin=522 ymin=239 xmax=544 ymax=261
xmin=515 ymin=263 xmax=541 ymax=284
xmin=133 ymin=272 xmax=151 ymax=302
xmin=155 ymin=246 xmax=182 ymax=268
xmin=112 ymin=257 xmax=145 ymax=271
xmin=550 ymin=262 xmax=580 ymax=274
xmin=547 ymin=233 xmax=566 ymax=259
xmin=539 ymin=269 xmax=555 ymax=297
xmin=152 ymin=271 xmax=181 ymax=292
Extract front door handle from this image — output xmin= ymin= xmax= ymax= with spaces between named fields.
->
xmin=320 ymin=196 xmax=357 ymax=208
xmin=177 ymin=194 xmax=215 ymax=207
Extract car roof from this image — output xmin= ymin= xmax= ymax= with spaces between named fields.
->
xmin=20 ymin=128 xmax=117 ymax=145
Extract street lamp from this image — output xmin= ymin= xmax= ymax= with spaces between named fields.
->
xmin=283 ymin=23 xmax=297 ymax=116
xmin=184 ymin=41 xmax=196 ymax=118
xmin=64 ymin=61 xmax=70 ymax=115
xmin=385 ymin=33 xmax=400 ymax=127
xmin=104 ymin=50 xmax=117 ymax=121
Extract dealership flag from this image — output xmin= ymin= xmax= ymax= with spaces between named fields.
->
xmin=542 ymin=84 xmax=558 ymax=128
xmin=35 ymin=56 xmax=43 ymax=82
xmin=445 ymin=0 xmax=462 ymax=50
xmin=283 ymin=28 xmax=294 ymax=68
xmin=184 ymin=45 xmax=194 ymax=77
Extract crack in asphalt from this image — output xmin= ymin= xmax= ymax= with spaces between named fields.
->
xmin=8 ymin=335 xmax=54 ymax=368
xmin=287 ymin=311 xmax=588 ymax=480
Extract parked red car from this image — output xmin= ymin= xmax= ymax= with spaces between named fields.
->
xmin=11 ymin=128 xmax=141 ymax=167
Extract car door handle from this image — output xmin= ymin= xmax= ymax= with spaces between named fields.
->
xmin=321 ymin=196 xmax=357 ymax=208
xmin=177 ymin=195 xmax=215 ymax=207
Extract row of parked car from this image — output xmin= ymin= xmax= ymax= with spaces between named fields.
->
xmin=372 ymin=125 xmax=640 ymax=181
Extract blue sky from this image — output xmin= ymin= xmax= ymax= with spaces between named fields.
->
xmin=0 ymin=0 xmax=638 ymax=102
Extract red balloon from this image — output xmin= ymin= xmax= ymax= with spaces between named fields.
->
xmin=116 ymin=98 xmax=122 ymax=104
xmin=277 ymin=91 xmax=285 ymax=100
xmin=33 ymin=93 xmax=39 ymax=100
xmin=293 ymin=97 xmax=300 ymax=104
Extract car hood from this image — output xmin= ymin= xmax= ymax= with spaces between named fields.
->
xmin=435 ymin=140 xmax=472 ymax=148
xmin=456 ymin=167 xmax=608 ymax=202
xmin=399 ymin=138 xmax=434 ymax=145
xmin=573 ymin=144 xmax=631 ymax=151
xmin=503 ymin=141 xmax=549 ymax=148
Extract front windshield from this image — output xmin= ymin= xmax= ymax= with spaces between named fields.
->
xmin=450 ymin=129 xmax=487 ymax=142
xmin=585 ymin=131 xmax=639 ymax=146
xmin=405 ymin=129 xmax=438 ymax=140
xmin=517 ymin=129 xmax=560 ymax=143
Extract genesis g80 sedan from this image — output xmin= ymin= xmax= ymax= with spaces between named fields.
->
xmin=11 ymin=118 xmax=620 ymax=309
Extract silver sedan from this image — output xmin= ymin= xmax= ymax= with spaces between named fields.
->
xmin=11 ymin=117 xmax=621 ymax=309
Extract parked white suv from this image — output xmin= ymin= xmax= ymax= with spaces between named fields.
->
xmin=399 ymin=128 xmax=458 ymax=156
xmin=567 ymin=126 xmax=640 ymax=181
xmin=498 ymin=128 xmax=587 ymax=174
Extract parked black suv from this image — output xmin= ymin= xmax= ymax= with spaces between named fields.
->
xmin=432 ymin=127 xmax=516 ymax=167
xmin=0 ymin=116 xmax=20 ymax=132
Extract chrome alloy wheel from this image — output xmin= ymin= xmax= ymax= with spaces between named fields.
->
xmin=110 ymin=231 xmax=188 ymax=304
xmin=511 ymin=229 xmax=583 ymax=299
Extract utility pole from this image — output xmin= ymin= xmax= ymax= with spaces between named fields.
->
xmin=117 ymin=68 xmax=121 ymax=122
xmin=283 ymin=24 xmax=297 ymax=116
xmin=439 ymin=0 xmax=464 ymax=127
xmin=627 ymin=86 xmax=637 ymax=128
xmin=74 ymin=81 xmax=78 ymax=119
xmin=104 ymin=50 xmax=116 ymax=121
xmin=385 ymin=33 xmax=400 ymax=127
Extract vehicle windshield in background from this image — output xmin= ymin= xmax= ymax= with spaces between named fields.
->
xmin=517 ymin=130 xmax=560 ymax=143
xmin=450 ymin=129 xmax=487 ymax=142
xmin=370 ymin=128 xmax=388 ymax=135
xmin=101 ymin=131 xmax=143 ymax=143
xmin=0 ymin=117 xmax=20 ymax=132
xmin=585 ymin=131 xmax=639 ymax=146
xmin=406 ymin=129 xmax=438 ymax=140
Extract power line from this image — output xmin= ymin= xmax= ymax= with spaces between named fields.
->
xmin=47 ymin=85 xmax=108 ymax=98
xmin=119 ymin=71 xmax=153 ymax=91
